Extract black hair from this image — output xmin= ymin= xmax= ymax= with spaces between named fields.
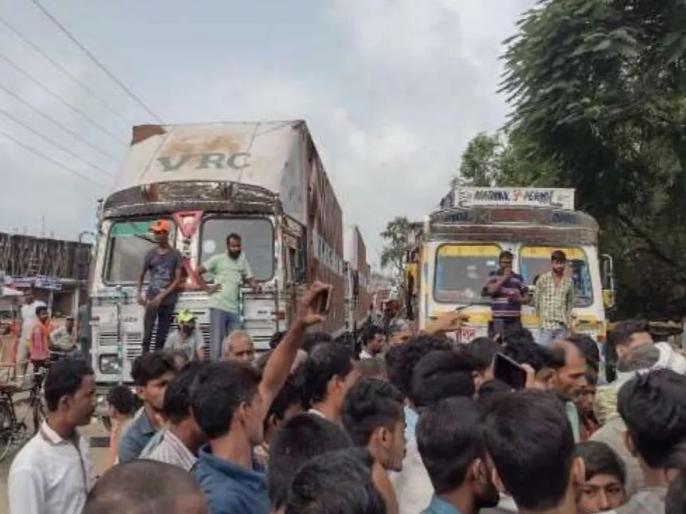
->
xmin=567 ymin=334 xmax=600 ymax=372
xmin=385 ymin=335 xmax=451 ymax=399
xmin=285 ymin=448 xmax=386 ymax=514
xmin=163 ymin=362 xmax=204 ymax=425
xmin=467 ymin=337 xmax=499 ymax=372
xmin=410 ymin=349 xmax=477 ymax=408
xmin=503 ymin=327 xmax=535 ymax=346
xmin=44 ymin=358 xmax=94 ymax=412
xmin=477 ymin=379 xmax=513 ymax=400
xmin=190 ymin=361 xmax=260 ymax=439
xmin=576 ymin=441 xmax=626 ymax=484
xmin=264 ymin=374 xmax=302 ymax=433
xmin=503 ymin=339 xmax=564 ymax=372
xmin=499 ymin=250 xmax=514 ymax=261
xmin=106 ymin=385 xmax=136 ymax=417
xmin=268 ymin=413 xmax=352 ymax=510
xmin=226 ymin=233 xmax=242 ymax=244
xmin=131 ymin=351 xmax=176 ymax=387
xmin=482 ymin=390 xmax=575 ymax=511
xmin=35 ymin=305 xmax=48 ymax=316
xmin=302 ymin=332 xmax=334 ymax=353
xmin=417 ymin=397 xmax=482 ymax=494
xmin=611 ymin=320 xmax=651 ymax=348
xmin=270 ymin=331 xmax=286 ymax=349
xmin=83 ymin=460 xmax=204 ymax=514
xmin=342 ymin=379 xmax=404 ymax=447
xmin=301 ymin=342 xmax=354 ymax=407
xmin=364 ymin=325 xmax=385 ymax=345
xmin=551 ymin=250 xmax=567 ymax=262
xmin=618 ymin=369 xmax=686 ymax=468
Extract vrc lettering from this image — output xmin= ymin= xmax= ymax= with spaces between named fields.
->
xmin=157 ymin=152 xmax=251 ymax=172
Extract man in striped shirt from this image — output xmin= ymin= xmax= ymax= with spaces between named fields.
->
xmin=482 ymin=251 xmax=530 ymax=340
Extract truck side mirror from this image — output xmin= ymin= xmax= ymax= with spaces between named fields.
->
xmin=600 ymin=254 xmax=616 ymax=310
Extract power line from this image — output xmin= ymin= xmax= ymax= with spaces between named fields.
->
xmin=0 ymin=128 xmax=107 ymax=189
xmin=0 ymin=106 xmax=115 ymax=178
xmin=0 ymin=50 xmax=127 ymax=145
xmin=0 ymin=81 xmax=122 ymax=162
xmin=30 ymin=0 xmax=164 ymax=124
xmin=0 ymin=14 xmax=133 ymax=128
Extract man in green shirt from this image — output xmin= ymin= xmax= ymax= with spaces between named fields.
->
xmin=197 ymin=233 xmax=258 ymax=362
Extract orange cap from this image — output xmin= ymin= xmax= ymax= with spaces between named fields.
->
xmin=149 ymin=219 xmax=172 ymax=233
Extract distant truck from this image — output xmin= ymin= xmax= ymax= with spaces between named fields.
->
xmin=343 ymin=225 xmax=372 ymax=338
xmin=89 ymin=120 xmax=362 ymax=412
xmin=407 ymin=187 xmax=616 ymax=344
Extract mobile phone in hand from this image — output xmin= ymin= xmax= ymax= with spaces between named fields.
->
xmin=315 ymin=286 xmax=332 ymax=315
xmin=493 ymin=352 xmax=527 ymax=390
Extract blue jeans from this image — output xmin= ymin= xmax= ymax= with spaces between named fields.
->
xmin=539 ymin=326 xmax=568 ymax=347
xmin=209 ymin=308 xmax=241 ymax=361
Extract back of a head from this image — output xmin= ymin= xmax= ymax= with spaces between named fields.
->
xmin=190 ymin=361 xmax=260 ymax=439
xmin=303 ymin=332 xmax=334 ymax=353
xmin=164 ymin=362 xmax=204 ymax=424
xmin=131 ymin=351 xmax=175 ymax=387
xmin=477 ymin=379 xmax=513 ymax=400
xmin=44 ymin=358 xmax=94 ymax=412
xmin=566 ymin=334 xmax=600 ymax=371
xmin=612 ymin=320 xmax=651 ymax=348
xmin=503 ymin=339 xmax=564 ymax=372
xmin=482 ymin=390 xmax=575 ymax=511
xmin=285 ymin=448 xmax=386 ymax=514
xmin=618 ymin=369 xmax=686 ymax=468
xmin=83 ymin=460 xmax=207 ymax=514
xmin=385 ymin=335 xmax=451 ymax=399
xmin=576 ymin=441 xmax=626 ymax=484
xmin=268 ymin=413 xmax=352 ymax=510
xmin=467 ymin=337 xmax=500 ymax=372
xmin=503 ymin=328 xmax=535 ymax=346
xmin=616 ymin=343 xmax=660 ymax=373
xmin=417 ymin=397 xmax=482 ymax=495
xmin=302 ymin=342 xmax=353 ymax=407
xmin=342 ymin=378 xmax=404 ymax=447
xmin=107 ymin=385 xmax=137 ymax=417
xmin=410 ymin=349 xmax=477 ymax=408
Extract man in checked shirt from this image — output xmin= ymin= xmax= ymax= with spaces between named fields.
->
xmin=535 ymin=250 xmax=575 ymax=347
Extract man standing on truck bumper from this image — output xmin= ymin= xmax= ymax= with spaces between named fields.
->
xmin=197 ymin=233 xmax=258 ymax=362
xmin=482 ymin=250 xmax=530 ymax=340
xmin=137 ymin=220 xmax=183 ymax=354
xmin=535 ymin=250 xmax=575 ymax=346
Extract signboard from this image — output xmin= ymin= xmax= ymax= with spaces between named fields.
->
xmin=35 ymin=275 xmax=62 ymax=291
xmin=452 ymin=187 xmax=575 ymax=210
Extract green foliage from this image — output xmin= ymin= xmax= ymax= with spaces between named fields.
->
xmin=380 ymin=216 xmax=412 ymax=285
xmin=497 ymin=0 xmax=686 ymax=318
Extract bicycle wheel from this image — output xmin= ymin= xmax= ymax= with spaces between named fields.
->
xmin=31 ymin=397 xmax=45 ymax=434
xmin=0 ymin=401 xmax=15 ymax=462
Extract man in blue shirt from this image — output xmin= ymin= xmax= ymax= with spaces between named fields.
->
xmin=417 ymin=397 xmax=499 ymax=514
xmin=191 ymin=282 xmax=331 ymax=514
xmin=482 ymin=251 xmax=530 ymax=340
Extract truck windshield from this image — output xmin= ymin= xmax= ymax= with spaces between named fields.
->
xmin=434 ymin=244 xmax=501 ymax=303
xmin=519 ymin=246 xmax=593 ymax=307
xmin=200 ymin=217 xmax=274 ymax=280
xmin=105 ymin=220 xmax=176 ymax=284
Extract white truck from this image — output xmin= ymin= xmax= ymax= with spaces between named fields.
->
xmin=89 ymin=121 xmax=355 ymax=413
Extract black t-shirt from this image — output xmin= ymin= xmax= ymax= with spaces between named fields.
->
xmin=142 ymin=248 xmax=182 ymax=305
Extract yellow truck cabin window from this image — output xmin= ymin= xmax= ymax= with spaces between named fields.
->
xmin=434 ymin=244 xmax=501 ymax=303
xmin=519 ymin=246 xmax=593 ymax=307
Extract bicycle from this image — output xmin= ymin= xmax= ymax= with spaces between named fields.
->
xmin=0 ymin=362 xmax=47 ymax=462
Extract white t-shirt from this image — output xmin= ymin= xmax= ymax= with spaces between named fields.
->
xmin=20 ymin=301 xmax=46 ymax=342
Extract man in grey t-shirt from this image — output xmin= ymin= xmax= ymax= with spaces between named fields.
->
xmin=165 ymin=310 xmax=205 ymax=361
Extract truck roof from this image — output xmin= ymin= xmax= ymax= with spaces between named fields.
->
xmin=110 ymin=120 xmax=317 ymax=223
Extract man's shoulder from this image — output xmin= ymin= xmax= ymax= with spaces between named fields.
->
xmin=9 ymin=434 xmax=45 ymax=472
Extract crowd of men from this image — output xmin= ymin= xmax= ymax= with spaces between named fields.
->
xmin=7 ymin=224 xmax=686 ymax=514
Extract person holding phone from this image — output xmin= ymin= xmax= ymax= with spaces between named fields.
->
xmin=196 ymin=233 xmax=259 ymax=362
xmin=482 ymin=250 xmax=530 ymax=339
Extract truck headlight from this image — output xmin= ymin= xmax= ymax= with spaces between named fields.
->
xmin=99 ymin=354 xmax=122 ymax=374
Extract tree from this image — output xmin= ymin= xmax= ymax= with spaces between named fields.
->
xmin=499 ymin=0 xmax=686 ymax=318
xmin=380 ymin=217 xmax=412 ymax=286
xmin=454 ymin=132 xmax=501 ymax=187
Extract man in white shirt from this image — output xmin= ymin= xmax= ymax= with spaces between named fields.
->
xmin=360 ymin=326 xmax=385 ymax=360
xmin=9 ymin=358 xmax=96 ymax=514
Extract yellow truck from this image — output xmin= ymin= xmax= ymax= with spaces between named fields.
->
xmin=407 ymin=187 xmax=616 ymax=344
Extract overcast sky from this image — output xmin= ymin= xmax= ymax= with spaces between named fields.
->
xmin=0 ymin=0 xmax=535 ymax=267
